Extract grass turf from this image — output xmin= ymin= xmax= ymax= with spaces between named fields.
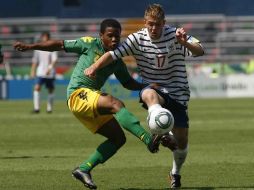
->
xmin=0 ymin=98 xmax=254 ymax=190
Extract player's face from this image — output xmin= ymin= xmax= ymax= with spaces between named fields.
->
xmin=100 ymin=27 xmax=121 ymax=51
xmin=41 ymin=34 xmax=49 ymax=42
xmin=145 ymin=16 xmax=165 ymax=40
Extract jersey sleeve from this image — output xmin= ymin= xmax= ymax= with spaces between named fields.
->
xmin=113 ymin=59 xmax=132 ymax=85
xmin=64 ymin=37 xmax=93 ymax=54
xmin=51 ymin=51 xmax=58 ymax=62
xmin=110 ymin=33 xmax=137 ymax=60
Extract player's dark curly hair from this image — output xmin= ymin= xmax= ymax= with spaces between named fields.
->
xmin=100 ymin=19 xmax=121 ymax=33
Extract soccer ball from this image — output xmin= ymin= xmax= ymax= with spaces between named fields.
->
xmin=147 ymin=108 xmax=174 ymax=135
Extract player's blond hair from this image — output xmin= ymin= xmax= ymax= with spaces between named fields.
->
xmin=144 ymin=4 xmax=165 ymax=20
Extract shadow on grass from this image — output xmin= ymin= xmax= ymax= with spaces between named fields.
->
xmin=0 ymin=155 xmax=75 ymax=159
xmin=119 ymin=186 xmax=254 ymax=190
xmin=181 ymin=187 xmax=254 ymax=190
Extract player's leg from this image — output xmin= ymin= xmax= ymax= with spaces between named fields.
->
xmin=141 ymin=87 xmax=165 ymax=106
xmin=45 ymin=78 xmax=55 ymax=113
xmin=68 ymin=88 xmax=126 ymax=170
xmin=162 ymin=98 xmax=189 ymax=188
xmin=141 ymin=87 xmax=186 ymax=187
xmin=140 ymin=87 xmax=176 ymax=149
xmin=73 ymin=118 xmax=126 ymax=189
xmin=68 ymin=88 xmax=126 ymax=189
xmin=79 ymin=118 xmax=126 ymax=171
xmin=32 ymin=77 xmax=43 ymax=113
xmin=72 ymin=118 xmax=126 ymax=189
xmin=97 ymin=92 xmax=159 ymax=153
xmin=169 ymin=127 xmax=188 ymax=188
xmin=141 ymin=87 xmax=164 ymax=112
xmin=141 ymin=87 xmax=177 ymax=146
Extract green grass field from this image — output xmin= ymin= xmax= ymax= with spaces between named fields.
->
xmin=0 ymin=98 xmax=254 ymax=190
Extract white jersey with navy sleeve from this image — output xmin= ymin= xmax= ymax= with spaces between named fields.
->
xmin=110 ymin=25 xmax=203 ymax=106
xmin=32 ymin=50 xmax=58 ymax=78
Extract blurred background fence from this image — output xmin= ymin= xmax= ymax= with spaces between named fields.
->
xmin=1 ymin=14 xmax=254 ymax=99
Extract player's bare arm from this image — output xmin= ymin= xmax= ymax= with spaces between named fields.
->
xmin=13 ymin=40 xmax=64 ymax=52
xmin=46 ymin=60 xmax=57 ymax=76
xmin=84 ymin=52 xmax=114 ymax=77
xmin=30 ymin=62 xmax=37 ymax=78
xmin=176 ymin=28 xmax=204 ymax=56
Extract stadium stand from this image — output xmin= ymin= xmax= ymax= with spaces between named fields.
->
xmin=1 ymin=15 xmax=254 ymax=78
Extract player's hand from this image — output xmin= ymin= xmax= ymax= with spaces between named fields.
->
xmin=176 ymin=28 xmax=187 ymax=46
xmin=13 ymin=41 xmax=30 ymax=52
xmin=84 ymin=65 xmax=96 ymax=79
xmin=46 ymin=65 xmax=53 ymax=76
xmin=46 ymin=69 xmax=51 ymax=76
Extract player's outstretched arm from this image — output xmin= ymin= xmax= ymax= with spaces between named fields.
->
xmin=84 ymin=52 xmax=114 ymax=78
xmin=13 ymin=40 xmax=64 ymax=52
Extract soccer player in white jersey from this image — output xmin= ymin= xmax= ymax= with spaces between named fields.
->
xmin=85 ymin=4 xmax=204 ymax=188
xmin=31 ymin=32 xmax=58 ymax=113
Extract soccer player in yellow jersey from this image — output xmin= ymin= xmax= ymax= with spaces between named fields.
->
xmin=14 ymin=19 xmax=160 ymax=189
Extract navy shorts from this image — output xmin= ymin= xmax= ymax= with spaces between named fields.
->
xmin=35 ymin=77 xmax=55 ymax=89
xmin=140 ymin=87 xmax=189 ymax=128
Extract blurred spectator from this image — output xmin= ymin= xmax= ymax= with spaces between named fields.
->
xmin=246 ymin=58 xmax=254 ymax=74
xmin=76 ymin=24 xmax=87 ymax=32
xmin=11 ymin=25 xmax=20 ymax=34
xmin=0 ymin=43 xmax=3 ymax=64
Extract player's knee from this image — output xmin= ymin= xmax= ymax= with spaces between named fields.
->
xmin=111 ymin=134 xmax=126 ymax=149
xmin=141 ymin=88 xmax=158 ymax=102
xmin=48 ymin=88 xmax=54 ymax=93
xmin=172 ymin=128 xmax=188 ymax=148
xmin=34 ymin=85 xmax=41 ymax=91
xmin=177 ymin=141 xmax=188 ymax=149
xmin=111 ymin=99 xmax=125 ymax=113
xmin=174 ymin=135 xmax=188 ymax=149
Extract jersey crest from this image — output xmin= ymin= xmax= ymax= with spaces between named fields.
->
xmin=81 ymin=36 xmax=95 ymax=43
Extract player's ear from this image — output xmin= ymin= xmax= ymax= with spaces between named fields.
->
xmin=99 ymin=32 xmax=103 ymax=40
xmin=144 ymin=18 xmax=147 ymax=25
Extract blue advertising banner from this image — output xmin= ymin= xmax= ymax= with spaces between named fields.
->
xmin=4 ymin=79 xmax=140 ymax=100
